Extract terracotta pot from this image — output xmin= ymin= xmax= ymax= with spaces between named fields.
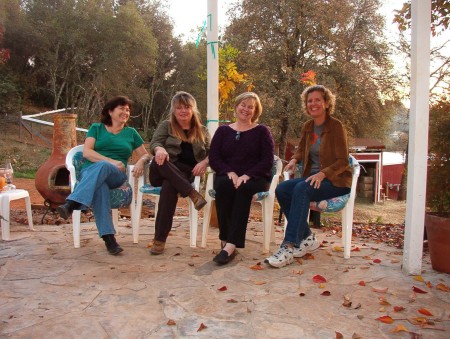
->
xmin=425 ymin=213 xmax=450 ymax=274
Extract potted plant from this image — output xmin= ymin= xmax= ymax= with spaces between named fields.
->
xmin=425 ymin=97 xmax=450 ymax=273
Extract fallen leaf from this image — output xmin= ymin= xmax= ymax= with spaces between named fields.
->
xmin=313 ymin=274 xmax=327 ymax=283
xmin=351 ymin=247 xmax=360 ymax=252
xmin=357 ymin=314 xmax=364 ymax=320
xmin=373 ymin=259 xmax=381 ymax=263
xmin=227 ymin=299 xmax=238 ymax=303
xmin=360 ymin=266 xmax=370 ymax=270
xmin=379 ymin=307 xmax=386 ymax=312
xmin=391 ymin=324 xmax=408 ymax=333
xmin=418 ymin=308 xmax=433 ymax=316
xmin=343 ymin=296 xmax=352 ymax=307
xmin=253 ymin=281 xmax=267 ymax=285
xmin=167 ymin=319 xmax=176 ymax=326
xmin=197 ymin=323 xmax=207 ymax=332
xmin=299 ymin=292 xmax=306 ymax=296
xmin=376 ymin=315 xmax=394 ymax=324
xmin=363 ymin=255 xmax=372 ymax=260
xmin=291 ymin=269 xmax=304 ymax=275
xmin=335 ymin=331 xmax=343 ymax=339
xmin=379 ymin=297 xmax=391 ymax=306
xmin=295 ymin=258 xmax=304 ymax=264
xmin=393 ymin=306 xmax=405 ymax=312
xmin=426 ymin=281 xmax=433 ymax=288
xmin=409 ymin=292 xmax=417 ymax=303
xmin=436 ymin=283 xmax=450 ymax=292
xmin=304 ymin=253 xmax=315 ymax=260
xmin=358 ymin=281 xmax=366 ymax=286
xmin=412 ymin=286 xmax=427 ymax=294
xmin=321 ymin=290 xmax=331 ymax=296
xmin=390 ymin=258 xmax=400 ymax=263
xmin=218 ymin=286 xmax=227 ymax=291
xmin=372 ymin=287 xmax=388 ymax=293
xmin=333 ymin=246 xmax=343 ymax=252
xmin=354 ymin=303 xmax=361 ymax=309
xmin=319 ymin=283 xmax=326 ymax=289
xmin=173 ymin=253 xmax=181 ymax=256
xmin=413 ymin=275 xmax=425 ymax=282
xmin=410 ymin=317 xmax=428 ymax=325
xmin=250 ymin=263 xmax=264 ymax=270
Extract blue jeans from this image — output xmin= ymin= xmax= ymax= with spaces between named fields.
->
xmin=276 ymin=177 xmax=350 ymax=247
xmin=67 ymin=161 xmax=127 ymax=237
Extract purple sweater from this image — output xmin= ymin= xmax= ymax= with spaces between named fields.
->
xmin=209 ymin=125 xmax=275 ymax=180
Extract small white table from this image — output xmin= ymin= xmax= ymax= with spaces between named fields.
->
xmin=0 ymin=189 xmax=34 ymax=240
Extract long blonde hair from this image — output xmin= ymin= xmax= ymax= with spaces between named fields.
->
xmin=168 ymin=91 xmax=206 ymax=143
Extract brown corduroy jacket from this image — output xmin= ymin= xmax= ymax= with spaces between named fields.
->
xmin=292 ymin=115 xmax=352 ymax=188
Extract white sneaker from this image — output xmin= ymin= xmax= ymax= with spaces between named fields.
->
xmin=293 ymin=233 xmax=320 ymax=258
xmin=265 ymin=245 xmax=294 ymax=268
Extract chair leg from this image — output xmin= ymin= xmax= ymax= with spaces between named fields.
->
xmin=262 ymin=198 xmax=274 ymax=254
xmin=201 ymin=199 xmax=213 ymax=248
xmin=112 ymin=209 xmax=119 ymax=234
xmin=188 ymin=201 xmax=198 ymax=247
xmin=24 ymin=195 xmax=35 ymax=231
xmin=133 ymin=190 xmax=144 ymax=244
xmin=72 ymin=210 xmax=82 ymax=248
xmin=342 ymin=206 xmax=354 ymax=259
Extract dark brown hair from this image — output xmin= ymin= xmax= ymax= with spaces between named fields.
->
xmin=100 ymin=96 xmax=133 ymax=126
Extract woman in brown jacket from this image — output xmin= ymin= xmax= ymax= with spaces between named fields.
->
xmin=266 ymin=85 xmax=352 ymax=268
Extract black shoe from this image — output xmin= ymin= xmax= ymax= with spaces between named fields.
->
xmin=56 ymin=200 xmax=81 ymax=220
xmin=213 ymin=250 xmax=236 ymax=265
xmin=102 ymin=234 xmax=123 ymax=255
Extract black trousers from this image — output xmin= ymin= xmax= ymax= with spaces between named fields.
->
xmin=214 ymin=175 xmax=269 ymax=248
xmin=149 ymin=160 xmax=194 ymax=242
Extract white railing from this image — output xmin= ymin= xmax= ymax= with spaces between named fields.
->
xmin=21 ymin=108 xmax=88 ymax=132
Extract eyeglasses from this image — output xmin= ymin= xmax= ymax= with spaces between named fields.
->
xmin=235 ymin=131 xmax=241 ymax=141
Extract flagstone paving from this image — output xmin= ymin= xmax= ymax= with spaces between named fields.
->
xmin=1 ymin=216 xmax=449 ymax=338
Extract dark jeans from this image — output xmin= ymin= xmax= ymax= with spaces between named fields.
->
xmin=214 ymin=175 xmax=269 ymax=248
xmin=276 ymin=177 xmax=350 ymax=247
xmin=149 ymin=160 xmax=194 ymax=242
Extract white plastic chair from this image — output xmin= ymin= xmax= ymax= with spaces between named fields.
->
xmin=283 ymin=155 xmax=360 ymax=258
xmin=132 ymin=161 xmax=201 ymax=247
xmin=66 ymin=145 xmax=134 ymax=248
xmin=201 ymin=156 xmax=283 ymax=253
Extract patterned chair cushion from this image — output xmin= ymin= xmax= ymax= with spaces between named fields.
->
xmin=310 ymin=193 xmax=350 ymax=213
xmin=73 ymin=151 xmax=132 ymax=209
xmin=140 ymin=184 xmax=162 ymax=195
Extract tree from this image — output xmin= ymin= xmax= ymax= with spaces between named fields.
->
xmin=224 ymin=0 xmax=399 ymax=158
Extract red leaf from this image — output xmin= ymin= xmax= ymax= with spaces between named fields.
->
xmin=321 ymin=290 xmax=331 ymax=296
xmin=197 ymin=323 xmax=208 ymax=332
xmin=351 ymin=247 xmax=361 ymax=252
xmin=376 ymin=315 xmax=394 ymax=324
xmin=412 ymin=286 xmax=428 ymax=294
xmin=358 ymin=280 xmax=366 ymax=286
xmin=313 ymin=275 xmax=327 ymax=283
xmin=250 ymin=263 xmax=264 ymax=270
xmin=393 ymin=306 xmax=405 ymax=312
xmin=418 ymin=308 xmax=433 ymax=316
xmin=218 ymin=286 xmax=227 ymax=291
xmin=167 ymin=319 xmax=176 ymax=325
xmin=373 ymin=259 xmax=381 ymax=263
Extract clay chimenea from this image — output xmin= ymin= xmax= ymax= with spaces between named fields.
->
xmin=35 ymin=113 xmax=77 ymax=208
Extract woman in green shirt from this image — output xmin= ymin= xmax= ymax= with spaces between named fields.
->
xmin=57 ymin=96 xmax=150 ymax=255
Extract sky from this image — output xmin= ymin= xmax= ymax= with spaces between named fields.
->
xmin=167 ymin=0 xmax=406 ymax=42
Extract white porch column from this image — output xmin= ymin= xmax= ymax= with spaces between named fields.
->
xmin=402 ymin=0 xmax=431 ymax=275
xmin=207 ymin=0 xmax=219 ymax=137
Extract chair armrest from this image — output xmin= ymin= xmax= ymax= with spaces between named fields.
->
xmin=193 ymin=175 xmax=201 ymax=191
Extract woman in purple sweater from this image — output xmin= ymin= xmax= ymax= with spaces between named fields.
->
xmin=209 ymin=92 xmax=274 ymax=264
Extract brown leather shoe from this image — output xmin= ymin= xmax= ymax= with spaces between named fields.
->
xmin=188 ymin=189 xmax=207 ymax=210
xmin=150 ymin=240 xmax=165 ymax=255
